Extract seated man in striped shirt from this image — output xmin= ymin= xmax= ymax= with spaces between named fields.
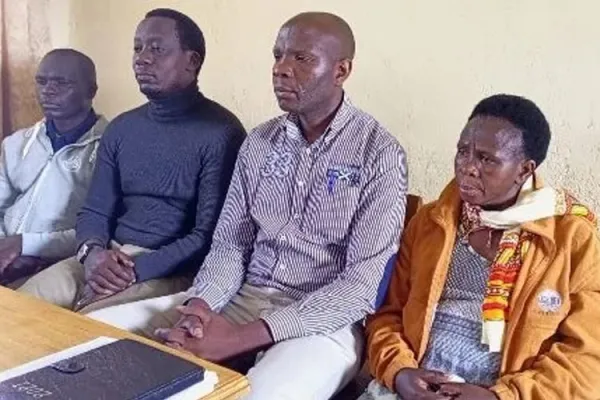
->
xmin=89 ymin=11 xmax=407 ymax=399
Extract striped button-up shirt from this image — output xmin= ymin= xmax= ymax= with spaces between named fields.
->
xmin=187 ymin=96 xmax=408 ymax=341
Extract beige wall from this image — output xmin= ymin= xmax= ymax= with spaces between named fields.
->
xmin=48 ymin=0 xmax=73 ymax=48
xmin=66 ymin=0 xmax=600 ymax=209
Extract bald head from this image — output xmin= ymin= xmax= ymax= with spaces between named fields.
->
xmin=272 ymin=12 xmax=354 ymax=123
xmin=36 ymin=48 xmax=97 ymax=124
xmin=41 ymin=49 xmax=97 ymax=92
xmin=282 ymin=12 xmax=355 ymax=60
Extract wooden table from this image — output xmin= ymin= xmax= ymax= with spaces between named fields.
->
xmin=0 ymin=287 xmax=249 ymax=399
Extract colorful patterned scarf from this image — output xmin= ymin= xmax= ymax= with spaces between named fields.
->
xmin=459 ymin=175 xmax=597 ymax=352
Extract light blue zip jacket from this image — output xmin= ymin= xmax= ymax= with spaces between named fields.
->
xmin=0 ymin=116 xmax=108 ymax=261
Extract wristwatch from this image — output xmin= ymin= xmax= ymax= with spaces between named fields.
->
xmin=76 ymin=241 xmax=103 ymax=264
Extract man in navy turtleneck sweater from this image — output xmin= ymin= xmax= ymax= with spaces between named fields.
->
xmin=19 ymin=9 xmax=246 ymax=313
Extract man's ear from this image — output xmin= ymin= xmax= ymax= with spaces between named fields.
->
xmin=516 ymin=159 xmax=536 ymax=185
xmin=88 ymin=82 xmax=98 ymax=99
xmin=187 ymin=51 xmax=203 ymax=73
xmin=334 ymin=59 xmax=352 ymax=87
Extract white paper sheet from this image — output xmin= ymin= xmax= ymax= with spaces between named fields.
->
xmin=0 ymin=337 xmax=218 ymax=399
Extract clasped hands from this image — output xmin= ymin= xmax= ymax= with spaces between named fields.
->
xmin=395 ymin=368 xmax=498 ymax=400
xmin=155 ymin=298 xmax=272 ymax=362
xmin=77 ymin=248 xmax=135 ymax=308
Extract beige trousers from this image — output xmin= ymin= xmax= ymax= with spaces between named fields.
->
xmin=17 ymin=243 xmax=191 ymax=313
xmin=88 ymin=284 xmax=364 ymax=400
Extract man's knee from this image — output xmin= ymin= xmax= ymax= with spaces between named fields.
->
xmin=246 ymin=356 xmax=360 ymax=400
xmin=244 ymin=325 xmax=364 ymax=400
xmin=17 ymin=257 xmax=84 ymax=308
xmin=79 ymin=277 xmax=191 ymax=314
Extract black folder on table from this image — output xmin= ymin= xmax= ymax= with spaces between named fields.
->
xmin=0 ymin=339 xmax=205 ymax=400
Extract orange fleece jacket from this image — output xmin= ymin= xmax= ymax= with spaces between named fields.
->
xmin=366 ymin=180 xmax=600 ymax=400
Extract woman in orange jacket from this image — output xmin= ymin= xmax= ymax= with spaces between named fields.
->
xmin=360 ymin=94 xmax=599 ymax=400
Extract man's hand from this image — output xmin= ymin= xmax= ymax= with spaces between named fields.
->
xmin=155 ymin=306 xmax=244 ymax=361
xmin=394 ymin=368 xmax=451 ymax=400
xmin=0 ymin=235 xmax=22 ymax=273
xmin=172 ymin=298 xmax=211 ymax=338
xmin=0 ymin=256 xmax=48 ymax=286
xmin=155 ymin=304 xmax=273 ymax=362
xmin=84 ymin=248 xmax=135 ymax=295
xmin=438 ymin=383 xmax=499 ymax=400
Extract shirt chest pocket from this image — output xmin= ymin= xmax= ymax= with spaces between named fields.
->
xmin=300 ymin=166 xmax=362 ymax=244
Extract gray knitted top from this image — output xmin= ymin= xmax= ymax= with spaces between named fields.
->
xmin=421 ymin=236 xmax=501 ymax=387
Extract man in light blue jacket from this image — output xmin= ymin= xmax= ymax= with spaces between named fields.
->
xmin=0 ymin=49 xmax=107 ymax=287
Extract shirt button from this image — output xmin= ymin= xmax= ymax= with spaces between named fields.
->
xmin=280 ymin=235 xmax=287 ymax=242
xmin=305 ymin=148 xmax=311 ymax=155
xmin=293 ymin=213 xmax=301 ymax=220
xmin=297 ymin=180 xmax=305 ymax=187
xmin=280 ymin=264 xmax=287 ymax=270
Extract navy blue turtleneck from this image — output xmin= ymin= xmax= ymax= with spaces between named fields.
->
xmin=76 ymin=85 xmax=246 ymax=282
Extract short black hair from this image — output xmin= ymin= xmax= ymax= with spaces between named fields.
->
xmin=145 ymin=8 xmax=206 ymax=74
xmin=469 ymin=94 xmax=551 ymax=166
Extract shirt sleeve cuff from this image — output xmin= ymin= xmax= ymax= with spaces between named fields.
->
xmin=133 ymin=253 xmax=160 ymax=283
xmin=261 ymin=305 xmax=305 ymax=342
xmin=22 ymin=232 xmax=76 ymax=260
xmin=382 ymin=357 xmax=419 ymax=391
xmin=76 ymin=236 xmax=108 ymax=252
xmin=21 ymin=233 xmax=45 ymax=257
xmin=490 ymin=382 xmax=515 ymax=400
xmin=184 ymin=282 xmax=229 ymax=311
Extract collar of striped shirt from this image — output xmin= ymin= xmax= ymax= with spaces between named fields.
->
xmin=283 ymin=93 xmax=354 ymax=147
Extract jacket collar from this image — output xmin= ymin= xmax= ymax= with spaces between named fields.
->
xmin=79 ymin=115 xmax=108 ymax=142
xmin=23 ymin=116 xmax=108 ymax=159
xmin=40 ymin=115 xmax=107 ymax=144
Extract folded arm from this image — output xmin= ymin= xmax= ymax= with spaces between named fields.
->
xmin=365 ymin=217 xmax=420 ymax=390
xmin=76 ymin=127 xmax=121 ymax=249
